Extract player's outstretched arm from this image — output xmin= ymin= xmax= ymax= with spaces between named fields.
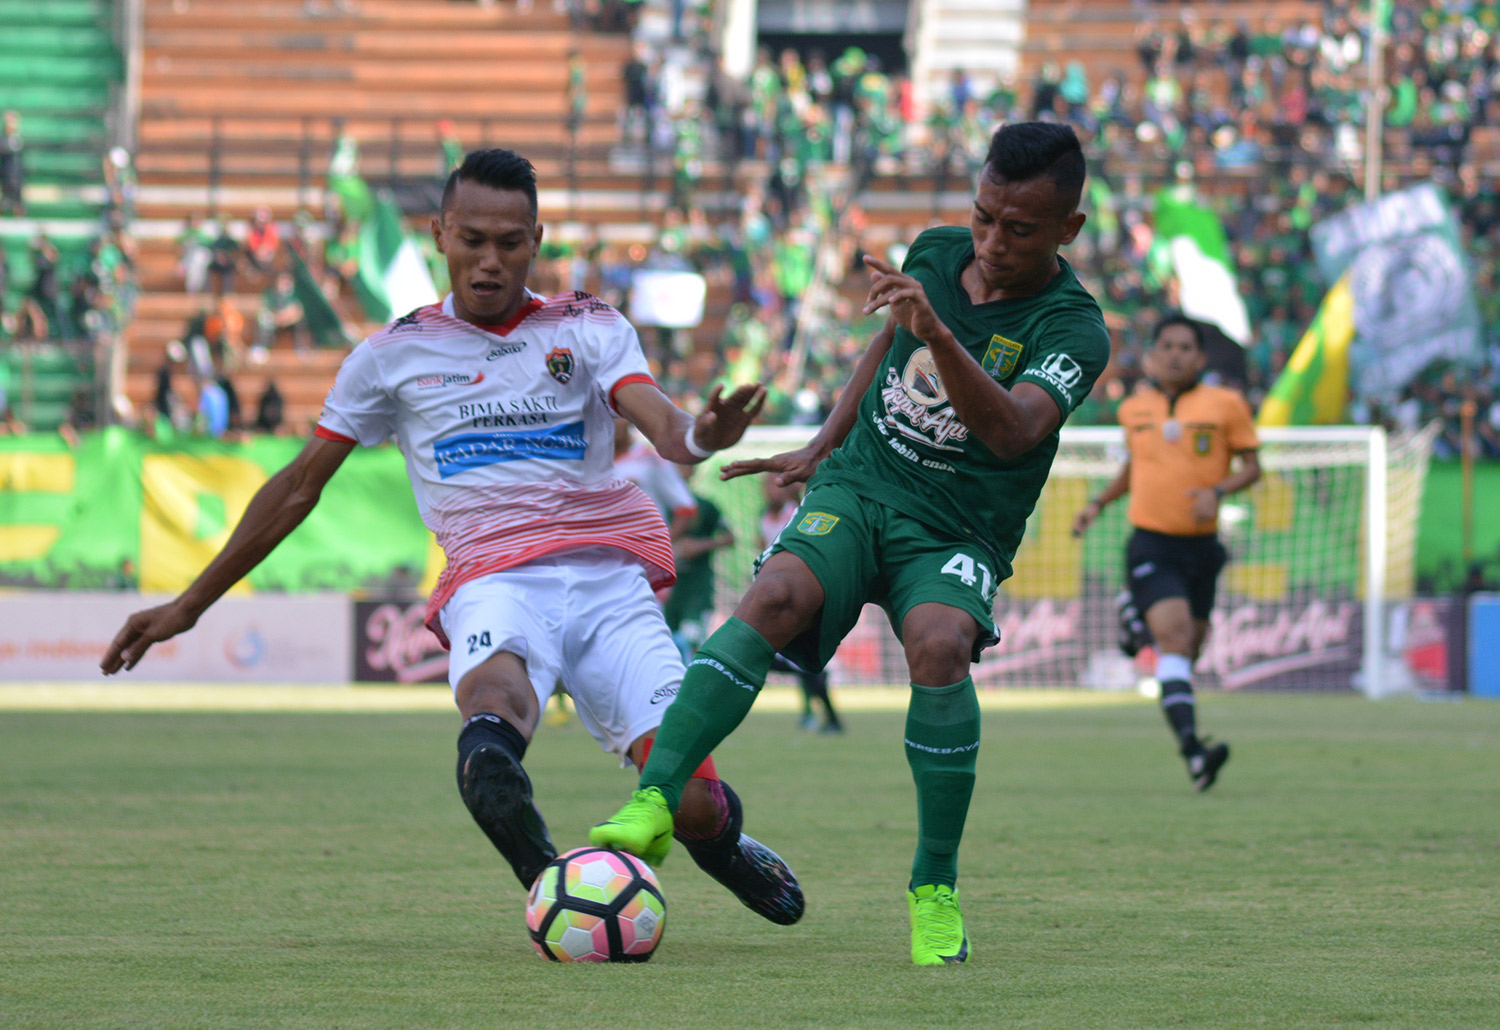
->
xmin=862 ymin=255 xmax=1063 ymax=461
xmin=719 ymin=316 xmax=898 ymax=485
xmin=100 ymin=435 xmax=355 ymax=674
xmin=614 ymin=380 xmax=766 ymax=466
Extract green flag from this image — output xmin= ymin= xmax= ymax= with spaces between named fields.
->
xmin=287 ymin=246 xmax=352 ymax=349
xmin=327 ymin=134 xmax=375 ymax=224
xmin=1153 ymin=186 xmax=1251 ymax=345
xmin=354 ymin=196 xmax=438 ymax=324
xmin=1257 ymin=275 xmax=1354 ymax=426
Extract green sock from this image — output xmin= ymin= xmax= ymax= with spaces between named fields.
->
xmin=640 ymin=617 xmax=776 ymax=812
xmin=905 ymin=677 xmax=980 ymax=889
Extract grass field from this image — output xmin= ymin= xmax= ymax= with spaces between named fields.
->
xmin=2 ymin=689 xmax=1497 ymax=1029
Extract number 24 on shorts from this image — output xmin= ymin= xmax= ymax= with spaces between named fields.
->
xmin=467 ymin=630 xmax=492 ymax=655
xmin=942 ymin=552 xmax=995 ymax=600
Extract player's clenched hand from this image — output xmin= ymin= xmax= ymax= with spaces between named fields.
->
xmin=719 ymin=443 xmax=825 ymax=486
xmin=1070 ymin=503 xmax=1099 ymax=538
xmin=693 ymin=382 xmax=767 ymax=451
xmin=862 ymin=255 xmax=944 ymax=342
xmin=100 ymin=601 xmax=199 ymax=674
xmin=1188 ymin=487 xmax=1220 ymax=523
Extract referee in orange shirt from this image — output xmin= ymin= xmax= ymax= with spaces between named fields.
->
xmin=1073 ymin=314 xmax=1261 ymax=791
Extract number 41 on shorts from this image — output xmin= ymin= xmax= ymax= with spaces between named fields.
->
xmin=942 ymin=552 xmax=994 ymax=599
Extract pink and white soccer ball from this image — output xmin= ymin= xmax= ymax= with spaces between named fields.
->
xmin=525 ymin=846 xmax=666 ymax=962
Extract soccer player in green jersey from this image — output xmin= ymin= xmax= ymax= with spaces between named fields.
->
xmin=592 ymin=122 xmax=1111 ymax=965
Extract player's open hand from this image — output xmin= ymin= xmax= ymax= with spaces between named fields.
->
xmin=719 ymin=442 xmax=826 ymax=486
xmin=862 ymin=255 xmax=945 ymax=342
xmin=100 ymin=601 xmax=199 ymax=674
xmin=693 ymin=382 xmax=767 ymax=452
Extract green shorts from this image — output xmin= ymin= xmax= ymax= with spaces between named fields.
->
xmin=758 ymin=481 xmax=1002 ymax=674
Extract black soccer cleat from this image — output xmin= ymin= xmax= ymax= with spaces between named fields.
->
xmin=685 ymin=833 xmax=806 ymax=925
xmin=459 ymin=744 xmax=558 ymax=888
xmin=1188 ymin=739 xmax=1231 ymax=792
xmin=1116 ymin=591 xmax=1153 ymax=658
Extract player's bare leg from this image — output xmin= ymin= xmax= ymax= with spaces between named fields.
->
xmin=625 ymin=732 xmax=804 ymax=925
xmin=592 ymin=553 xmax=821 ymax=872
xmin=455 ymin=651 xmax=558 ymax=887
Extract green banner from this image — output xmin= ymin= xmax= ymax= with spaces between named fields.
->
xmin=1309 ymin=182 xmax=1482 ymax=398
xmin=0 ymin=428 xmax=433 ymax=594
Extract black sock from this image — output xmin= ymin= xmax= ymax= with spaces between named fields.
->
xmin=805 ymin=671 xmax=841 ymax=726
xmin=1160 ymin=681 xmax=1201 ymax=756
xmin=456 ymin=713 xmax=528 ymax=793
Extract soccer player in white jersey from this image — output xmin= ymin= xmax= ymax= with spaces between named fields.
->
xmin=100 ymin=149 xmax=805 ymax=926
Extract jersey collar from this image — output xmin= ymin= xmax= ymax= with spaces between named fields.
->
xmin=441 ymin=290 xmax=544 ymax=335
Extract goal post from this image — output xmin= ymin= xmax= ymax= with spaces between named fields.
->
xmin=693 ymin=423 xmax=1438 ymax=696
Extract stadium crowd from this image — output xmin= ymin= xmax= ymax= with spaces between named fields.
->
xmin=5 ymin=0 xmax=1500 ymax=454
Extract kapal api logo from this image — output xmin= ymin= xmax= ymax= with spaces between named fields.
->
xmin=900 ymin=348 xmax=947 ymax=407
xmin=546 ymin=347 xmax=575 ymax=384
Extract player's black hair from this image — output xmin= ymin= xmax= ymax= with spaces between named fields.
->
xmin=1151 ymin=311 xmax=1206 ymax=350
xmin=441 ymin=148 xmax=538 ymax=220
xmin=981 ymin=122 xmax=1086 ymax=209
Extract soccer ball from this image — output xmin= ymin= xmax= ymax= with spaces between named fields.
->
xmin=525 ymin=846 xmax=667 ymax=962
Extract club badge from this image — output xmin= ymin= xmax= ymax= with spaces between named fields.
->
xmin=545 ymin=347 xmax=574 ymax=384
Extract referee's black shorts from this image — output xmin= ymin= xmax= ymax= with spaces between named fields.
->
xmin=1125 ymin=528 xmax=1227 ymax=621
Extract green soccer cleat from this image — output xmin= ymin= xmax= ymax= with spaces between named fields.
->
xmin=907 ymin=884 xmax=970 ymax=966
xmin=590 ymin=787 xmax=674 ymax=866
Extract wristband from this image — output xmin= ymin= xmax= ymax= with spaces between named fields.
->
xmin=684 ymin=424 xmax=713 ymax=460
xmin=1212 ymin=486 xmax=1226 ymax=499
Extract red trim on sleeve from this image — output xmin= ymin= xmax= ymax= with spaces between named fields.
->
xmin=637 ymin=735 xmax=718 ymax=781
xmin=314 ymin=425 xmax=357 ymax=444
xmin=609 ymin=373 xmax=660 ymax=413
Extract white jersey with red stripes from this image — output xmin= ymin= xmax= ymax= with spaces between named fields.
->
xmin=316 ymin=290 xmax=674 ymax=646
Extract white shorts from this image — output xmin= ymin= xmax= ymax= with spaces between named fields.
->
xmin=439 ymin=548 xmax=685 ymax=762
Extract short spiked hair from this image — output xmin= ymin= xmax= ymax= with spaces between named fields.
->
xmin=982 ymin=122 xmax=1086 ymax=210
xmin=442 ymin=148 xmax=538 ymax=221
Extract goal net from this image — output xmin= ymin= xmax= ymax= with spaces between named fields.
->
xmin=692 ymin=423 xmax=1438 ymax=695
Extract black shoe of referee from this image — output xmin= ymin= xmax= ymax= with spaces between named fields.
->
xmin=1187 ymin=739 xmax=1230 ymax=792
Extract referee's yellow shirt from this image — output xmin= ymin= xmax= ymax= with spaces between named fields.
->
xmin=1117 ymin=382 xmax=1259 ymax=537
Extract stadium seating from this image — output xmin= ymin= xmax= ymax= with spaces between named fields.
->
xmin=0 ymin=0 xmax=122 ymax=209
xmin=0 ymin=0 xmax=122 ymax=428
xmin=126 ymin=0 xmax=654 ymax=428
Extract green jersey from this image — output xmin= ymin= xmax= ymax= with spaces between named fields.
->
xmin=662 ymin=496 xmax=723 ymax=628
xmin=810 ymin=226 xmax=1109 ymax=581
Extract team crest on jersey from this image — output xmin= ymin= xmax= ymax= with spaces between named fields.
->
xmin=900 ymin=347 xmax=947 ymax=407
xmin=545 ymin=347 xmax=575 ymax=384
xmin=1194 ymin=429 xmax=1213 ymax=455
xmin=982 ymin=334 xmax=1024 ymax=380
xmin=796 ymin=511 xmax=840 ymax=536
